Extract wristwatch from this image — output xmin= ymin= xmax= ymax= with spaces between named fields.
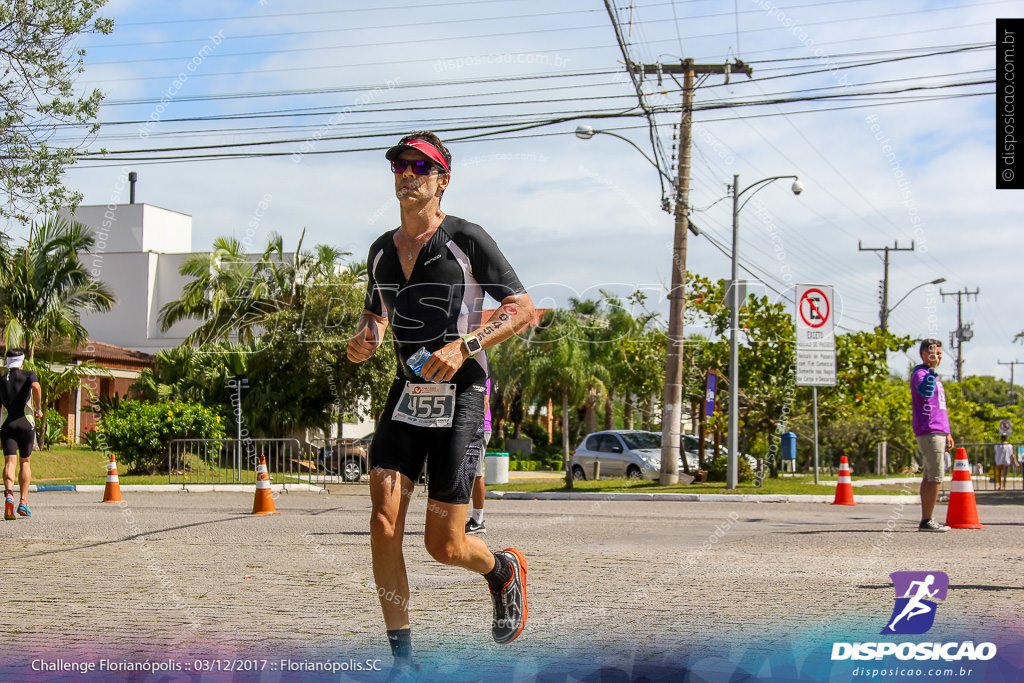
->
xmin=461 ymin=335 xmax=482 ymax=358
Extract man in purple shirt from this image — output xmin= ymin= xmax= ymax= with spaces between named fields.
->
xmin=910 ymin=338 xmax=954 ymax=532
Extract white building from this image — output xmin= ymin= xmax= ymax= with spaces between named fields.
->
xmin=59 ymin=202 xmax=202 ymax=353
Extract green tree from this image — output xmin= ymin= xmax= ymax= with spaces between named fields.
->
xmin=159 ymin=231 xmax=347 ymax=345
xmin=959 ymin=375 xmax=1023 ymax=410
xmin=142 ymin=261 xmax=392 ymax=439
xmin=0 ymin=1 xmax=113 ymax=222
xmin=29 ymin=352 xmax=110 ymax=447
xmin=600 ymin=290 xmax=663 ymax=432
xmin=157 ymin=236 xmax=260 ymax=345
xmin=0 ymin=216 xmax=116 ymax=361
xmin=485 ymin=330 xmax=532 ymax=442
xmin=564 ymin=298 xmax=611 ymax=435
xmin=248 ymin=265 xmax=394 ymax=437
xmin=521 ymin=309 xmax=601 ymax=486
xmin=685 ymin=275 xmax=912 ymax=475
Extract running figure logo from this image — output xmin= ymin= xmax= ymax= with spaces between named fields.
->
xmin=881 ymin=571 xmax=949 ymax=635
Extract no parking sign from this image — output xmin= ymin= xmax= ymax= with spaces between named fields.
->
xmin=795 ymin=284 xmax=836 ymax=386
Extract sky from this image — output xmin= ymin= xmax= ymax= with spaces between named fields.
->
xmin=17 ymin=0 xmax=1019 ymax=383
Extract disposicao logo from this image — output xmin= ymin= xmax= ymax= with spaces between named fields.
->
xmin=882 ymin=571 xmax=948 ymax=635
xmin=831 ymin=571 xmax=997 ymax=663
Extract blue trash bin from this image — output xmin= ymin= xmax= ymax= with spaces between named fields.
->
xmin=781 ymin=432 xmax=797 ymax=464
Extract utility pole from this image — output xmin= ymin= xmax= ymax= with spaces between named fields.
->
xmin=858 ymin=241 xmax=915 ymax=333
xmin=940 ymin=287 xmax=979 ymax=382
xmin=997 ymin=360 xmax=1024 ymax=404
xmin=628 ymin=58 xmax=752 ymax=485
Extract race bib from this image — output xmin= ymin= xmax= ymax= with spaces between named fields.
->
xmin=392 ymin=382 xmax=456 ymax=428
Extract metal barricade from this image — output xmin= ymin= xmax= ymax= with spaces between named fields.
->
xmin=940 ymin=441 xmax=1023 ymax=494
xmin=305 ymin=436 xmax=369 ymax=486
xmin=168 ymin=438 xmax=302 ymax=489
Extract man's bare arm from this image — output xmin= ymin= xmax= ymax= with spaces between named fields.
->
xmin=469 ymin=293 xmax=535 ymax=352
xmin=419 ymin=293 xmax=534 ymax=383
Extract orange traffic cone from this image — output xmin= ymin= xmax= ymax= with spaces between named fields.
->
xmin=832 ymin=455 xmax=856 ymax=505
xmin=945 ymin=448 xmax=984 ymax=529
xmin=251 ymin=455 xmax=279 ymax=515
xmin=102 ymin=454 xmax=122 ymax=503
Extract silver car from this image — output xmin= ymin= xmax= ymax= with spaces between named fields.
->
xmin=570 ymin=430 xmax=701 ymax=481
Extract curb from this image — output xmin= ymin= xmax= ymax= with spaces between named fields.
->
xmin=31 ymin=483 xmax=324 ymax=493
xmin=487 ymin=491 xmax=920 ymax=505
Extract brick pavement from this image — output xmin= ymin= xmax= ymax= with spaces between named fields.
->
xmin=0 ymin=490 xmax=1020 ymax=680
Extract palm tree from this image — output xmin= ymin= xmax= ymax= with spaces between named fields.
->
xmin=159 ymin=231 xmax=349 ymax=346
xmin=522 ymin=309 xmax=606 ymax=487
xmin=158 ymin=236 xmax=256 ymax=345
xmin=0 ymin=215 xmax=116 ymax=361
xmin=485 ymin=330 xmax=532 ymax=441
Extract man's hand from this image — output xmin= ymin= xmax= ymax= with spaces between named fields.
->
xmin=420 ymin=340 xmax=468 ymax=383
xmin=347 ymin=325 xmax=378 ymax=363
xmin=945 ymin=434 xmax=954 ymax=452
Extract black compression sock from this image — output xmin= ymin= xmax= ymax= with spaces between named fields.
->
xmin=4 ymin=490 xmax=12 ymax=499
xmin=387 ymin=628 xmax=412 ymax=662
xmin=484 ymin=551 xmax=512 ymax=591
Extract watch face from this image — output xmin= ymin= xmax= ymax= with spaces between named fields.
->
xmin=465 ymin=337 xmax=482 ymax=354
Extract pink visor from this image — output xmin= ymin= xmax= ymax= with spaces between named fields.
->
xmin=384 ymin=139 xmax=450 ymax=173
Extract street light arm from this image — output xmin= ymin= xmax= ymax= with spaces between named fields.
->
xmin=887 ymin=278 xmax=946 ymax=316
xmin=735 ymin=175 xmax=800 ymax=214
xmin=575 ymin=125 xmax=676 ymax=185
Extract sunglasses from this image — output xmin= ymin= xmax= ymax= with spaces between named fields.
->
xmin=391 ymin=159 xmax=441 ymax=176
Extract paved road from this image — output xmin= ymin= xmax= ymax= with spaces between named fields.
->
xmin=1 ymin=489 xmax=1020 ymax=681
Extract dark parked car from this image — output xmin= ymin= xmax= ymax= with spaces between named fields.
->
xmin=570 ymin=430 xmax=704 ymax=481
xmin=315 ymin=433 xmax=372 ymax=482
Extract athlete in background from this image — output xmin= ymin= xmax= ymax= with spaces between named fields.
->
xmin=1 ymin=349 xmax=41 ymax=519
xmin=466 ymin=378 xmax=491 ymax=535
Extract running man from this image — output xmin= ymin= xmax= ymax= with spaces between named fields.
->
xmin=910 ymin=338 xmax=953 ymax=532
xmin=887 ymin=574 xmax=939 ymax=632
xmin=1 ymin=349 xmax=41 ymax=519
xmin=347 ymin=132 xmax=535 ymax=679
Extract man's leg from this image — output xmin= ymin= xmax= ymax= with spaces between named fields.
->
xmin=17 ymin=456 xmax=30 ymax=514
xmin=3 ymin=454 xmax=15 ymax=520
xmin=3 ymin=454 xmax=15 ymax=495
xmin=471 ymin=477 xmax=485 ymax=511
xmin=369 ymin=467 xmax=414 ymax=629
xmin=920 ymin=478 xmax=940 ymax=519
xmin=425 ymin=499 xmax=495 ymax=574
xmin=424 ymin=498 xmax=527 ymax=645
xmin=465 ymin=430 xmax=487 ymax=533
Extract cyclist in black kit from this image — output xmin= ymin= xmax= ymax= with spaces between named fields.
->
xmin=1 ymin=350 xmax=42 ymax=519
xmin=347 ymin=132 xmax=534 ymax=680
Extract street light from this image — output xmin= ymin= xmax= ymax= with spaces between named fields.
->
xmin=574 ymin=125 xmax=675 ymax=185
xmin=576 ymin=124 xmax=697 ymax=484
xmin=884 ymin=277 xmax=946 ymax=327
xmin=727 ymin=174 xmax=803 ymax=489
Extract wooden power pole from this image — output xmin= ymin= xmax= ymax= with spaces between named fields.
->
xmin=627 ymin=59 xmax=752 ymax=484
xmin=858 ymin=240 xmax=915 ymax=333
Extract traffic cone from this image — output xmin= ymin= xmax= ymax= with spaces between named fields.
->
xmin=832 ymin=456 xmax=856 ymax=505
xmin=251 ymin=455 xmax=280 ymax=515
xmin=945 ymin=448 xmax=984 ymax=529
xmin=102 ymin=454 xmax=122 ymax=503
